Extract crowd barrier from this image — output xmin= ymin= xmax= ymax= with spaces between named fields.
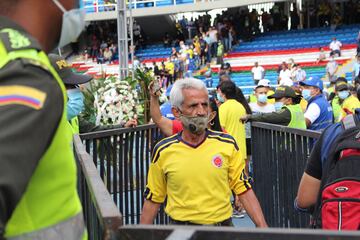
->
xmin=115 ymin=225 xmax=360 ymax=240
xmin=75 ymin=135 xmax=122 ymax=240
xmin=75 ymin=123 xmax=360 ymax=239
xmin=251 ymin=122 xmax=321 ymax=228
xmin=80 ymin=124 xmax=169 ymax=225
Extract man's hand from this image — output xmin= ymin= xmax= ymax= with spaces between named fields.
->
xmin=124 ymin=119 xmax=138 ymax=128
xmin=148 ymin=81 xmax=162 ymax=98
xmin=149 ymin=81 xmax=173 ymax=136
xmin=240 ymin=114 xmax=251 ymax=123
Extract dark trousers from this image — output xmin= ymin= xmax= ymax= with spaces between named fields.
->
xmin=330 ymin=50 xmax=341 ymax=57
xmin=169 ymin=217 xmax=233 ymax=226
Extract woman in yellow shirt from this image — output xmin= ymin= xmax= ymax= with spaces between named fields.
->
xmin=217 ymin=81 xmax=252 ymax=160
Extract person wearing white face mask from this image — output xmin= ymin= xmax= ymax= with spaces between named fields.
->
xmin=0 ymin=0 xmax=87 ymax=239
xmin=241 ymin=86 xmax=306 ymax=129
xmin=335 ymin=81 xmax=360 ymax=121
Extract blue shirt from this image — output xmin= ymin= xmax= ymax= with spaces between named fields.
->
xmin=160 ymin=101 xmax=175 ymax=120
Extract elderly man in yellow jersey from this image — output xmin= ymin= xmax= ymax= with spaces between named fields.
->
xmin=140 ymin=78 xmax=267 ymax=227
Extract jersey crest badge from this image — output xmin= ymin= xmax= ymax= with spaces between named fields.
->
xmin=212 ymin=155 xmax=223 ymax=168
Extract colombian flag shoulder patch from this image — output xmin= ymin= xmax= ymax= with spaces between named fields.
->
xmin=0 ymin=85 xmax=47 ymax=110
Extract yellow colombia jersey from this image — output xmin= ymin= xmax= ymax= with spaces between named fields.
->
xmin=340 ymin=95 xmax=360 ymax=119
xmin=267 ymin=90 xmax=275 ymax=104
xmin=299 ymin=98 xmax=308 ymax=112
xmin=144 ymin=130 xmax=251 ymax=224
xmin=219 ymin=99 xmax=247 ymax=157
xmin=165 ymin=62 xmax=174 ymax=75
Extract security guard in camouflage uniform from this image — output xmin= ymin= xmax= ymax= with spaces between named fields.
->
xmin=242 ymin=86 xmax=306 ymax=129
xmin=0 ymin=0 xmax=86 ymax=239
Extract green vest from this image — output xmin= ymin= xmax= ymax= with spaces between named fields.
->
xmin=331 ymin=96 xmax=342 ymax=123
xmin=0 ymin=29 xmax=85 ymax=239
xmin=327 ymin=86 xmax=335 ymax=95
xmin=249 ymin=94 xmax=257 ymax=103
xmin=285 ymin=104 xmax=307 ymax=129
xmin=70 ymin=116 xmax=80 ymax=134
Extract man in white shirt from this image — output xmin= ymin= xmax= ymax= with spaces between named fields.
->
xmin=294 ymin=64 xmax=306 ymax=82
xmin=208 ymin=27 xmax=218 ymax=58
xmin=329 ymin=37 xmax=342 ymax=57
xmin=278 ymin=63 xmax=291 ymax=84
xmin=326 ymin=56 xmax=338 ymax=82
xmin=249 ymin=81 xmax=275 ymax=114
xmin=251 ymin=62 xmax=265 ymax=85
xmin=279 ymin=76 xmax=293 ymax=87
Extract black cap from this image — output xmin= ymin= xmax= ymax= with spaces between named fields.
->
xmin=49 ymin=54 xmax=93 ymax=86
xmin=268 ymin=86 xmax=297 ymax=99
xmin=336 ymin=77 xmax=347 ymax=84
xmin=335 ymin=81 xmax=349 ymax=91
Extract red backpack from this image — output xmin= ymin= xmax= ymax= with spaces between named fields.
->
xmin=314 ymin=114 xmax=360 ymax=230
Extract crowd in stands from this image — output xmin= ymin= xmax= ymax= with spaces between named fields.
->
xmin=84 ymin=20 xmax=119 ymax=63
xmin=80 ymin=1 xmax=360 ymax=68
xmin=307 ymin=0 xmax=360 ymax=29
xmin=83 ymin=19 xmax=145 ymax=64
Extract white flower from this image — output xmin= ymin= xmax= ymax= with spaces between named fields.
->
xmin=94 ymin=76 xmax=143 ymax=125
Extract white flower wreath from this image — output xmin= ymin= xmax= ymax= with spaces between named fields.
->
xmin=94 ymin=77 xmax=143 ymax=126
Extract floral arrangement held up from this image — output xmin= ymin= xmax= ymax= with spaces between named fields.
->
xmin=94 ymin=76 xmax=143 ymax=125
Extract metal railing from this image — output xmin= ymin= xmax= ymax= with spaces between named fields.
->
xmin=74 ymin=122 xmax=360 ymax=239
xmin=116 ymin=225 xmax=360 ymax=240
xmin=250 ymin=122 xmax=321 ymax=228
xmin=82 ymin=0 xmax=214 ymax=13
xmin=74 ymin=135 xmax=123 ymax=240
xmin=80 ymin=124 xmax=169 ymax=225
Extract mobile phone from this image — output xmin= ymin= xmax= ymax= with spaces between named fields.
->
xmin=153 ymin=76 xmax=161 ymax=93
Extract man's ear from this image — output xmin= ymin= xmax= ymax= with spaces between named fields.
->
xmin=208 ymin=111 xmax=217 ymax=123
xmin=172 ymin=107 xmax=181 ymax=119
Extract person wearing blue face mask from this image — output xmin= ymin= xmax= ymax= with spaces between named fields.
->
xmin=249 ymin=83 xmax=275 ymax=114
xmin=335 ymin=81 xmax=360 ymax=121
xmin=49 ymin=54 xmax=138 ymax=134
xmin=300 ymin=76 xmax=333 ymax=131
xmin=241 ymin=86 xmax=306 ymax=129
xmin=0 ymin=0 xmax=87 ymax=239
xmin=49 ymin=54 xmax=92 ymax=134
